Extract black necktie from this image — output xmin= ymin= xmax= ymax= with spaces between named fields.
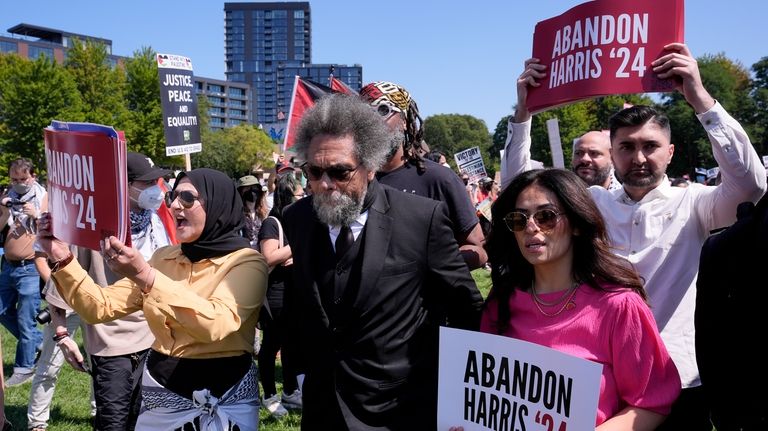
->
xmin=335 ymin=225 xmax=354 ymax=258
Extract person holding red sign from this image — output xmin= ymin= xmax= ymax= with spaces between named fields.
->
xmin=482 ymin=168 xmax=680 ymax=429
xmin=37 ymin=168 xmax=268 ymax=431
xmin=501 ymin=43 xmax=767 ymax=430
xmin=499 ymin=59 xmax=621 ymax=192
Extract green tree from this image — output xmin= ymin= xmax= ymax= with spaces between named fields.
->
xmin=660 ymin=53 xmax=756 ymax=176
xmin=0 ymin=53 xmax=84 ymax=176
xmin=424 ymin=114 xmax=493 ymax=175
xmin=191 ymin=124 xmax=274 ymax=177
xmin=750 ymin=57 xmax=768 ymax=157
xmin=65 ymin=38 xmax=128 ymax=128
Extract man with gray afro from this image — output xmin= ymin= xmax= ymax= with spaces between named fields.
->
xmin=283 ymin=93 xmax=483 ymax=430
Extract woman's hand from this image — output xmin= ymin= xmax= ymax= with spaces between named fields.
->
xmin=100 ymin=236 xmax=147 ymax=277
xmin=101 ymin=236 xmax=156 ymax=293
xmin=35 ymin=212 xmax=72 ymax=262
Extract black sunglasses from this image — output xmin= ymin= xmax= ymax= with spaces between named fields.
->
xmin=301 ymin=163 xmax=360 ymax=183
xmin=164 ymin=190 xmax=200 ymax=209
xmin=503 ymin=209 xmax=562 ymax=232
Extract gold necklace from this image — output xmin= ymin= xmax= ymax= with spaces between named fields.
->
xmin=531 ymin=281 xmax=579 ymax=317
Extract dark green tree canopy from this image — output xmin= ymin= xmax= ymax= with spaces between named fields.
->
xmin=424 ymin=114 xmax=494 ymax=175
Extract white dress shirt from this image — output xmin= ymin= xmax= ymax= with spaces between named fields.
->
xmin=328 ymin=211 xmax=369 ymax=252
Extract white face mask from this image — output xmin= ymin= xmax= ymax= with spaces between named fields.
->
xmin=137 ymin=184 xmax=164 ymax=211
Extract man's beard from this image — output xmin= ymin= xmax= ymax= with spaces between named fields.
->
xmin=386 ymin=132 xmax=404 ymax=162
xmin=313 ymin=188 xmax=366 ymax=227
xmin=615 ymin=166 xmax=664 ymax=188
xmin=573 ymin=163 xmax=611 ymax=187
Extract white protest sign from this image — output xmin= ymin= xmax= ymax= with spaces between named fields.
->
xmin=438 ymin=327 xmax=602 ymax=431
xmin=454 ymin=146 xmax=487 ymax=183
xmin=545 ymin=118 xmax=565 ymax=169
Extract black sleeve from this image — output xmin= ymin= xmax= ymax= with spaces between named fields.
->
xmin=257 ymin=217 xmax=280 ymax=243
xmin=438 ymin=168 xmax=479 ymax=235
xmin=426 ymin=201 xmax=483 ymax=330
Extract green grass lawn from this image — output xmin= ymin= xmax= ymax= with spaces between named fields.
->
xmin=1 ymin=269 xmax=491 ymax=430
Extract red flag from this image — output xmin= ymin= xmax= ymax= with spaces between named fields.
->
xmin=156 ymin=178 xmax=179 ymax=245
xmin=331 ymin=77 xmax=357 ymax=95
xmin=283 ymin=77 xmax=342 ymax=151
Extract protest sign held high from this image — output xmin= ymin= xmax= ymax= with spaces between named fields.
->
xmin=527 ymin=0 xmax=684 ymax=113
xmin=44 ymin=121 xmax=129 ymax=251
xmin=454 ymin=146 xmax=487 ymax=183
xmin=157 ymin=53 xmax=202 ymax=156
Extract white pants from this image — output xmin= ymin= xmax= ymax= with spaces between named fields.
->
xmin=26 ymin=312 xmax=96 ymax=428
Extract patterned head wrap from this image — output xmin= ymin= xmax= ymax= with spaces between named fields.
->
xmin=360 ymin=81 xmax=428 ymax=174
xmin=360 ymin=81 xmax=412 ymax=115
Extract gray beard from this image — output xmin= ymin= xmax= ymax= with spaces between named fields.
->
xmin=313 ymin=189 xmax=365 ymax=227
xmin=386 ymin=133 xmax=404 ymax=161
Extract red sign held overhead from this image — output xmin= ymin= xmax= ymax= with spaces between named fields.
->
xmin=527 ymin=0 xmax=684 ymax=113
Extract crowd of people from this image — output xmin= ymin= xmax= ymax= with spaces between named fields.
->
xmin=0 ymin=41 xmax=766 ymax=431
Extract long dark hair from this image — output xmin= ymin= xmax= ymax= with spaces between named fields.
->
xmin=485 ymin=169 xmax=645 ymax=334
xmin=270 ymin=172 xmax=301 ymax=220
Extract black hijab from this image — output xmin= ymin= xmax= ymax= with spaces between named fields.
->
xmin=175 ymin=168 xmax=250 ymax=262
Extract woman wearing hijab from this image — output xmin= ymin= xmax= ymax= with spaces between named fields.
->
xmin=36 ymin=168 xmax=268 ymax=431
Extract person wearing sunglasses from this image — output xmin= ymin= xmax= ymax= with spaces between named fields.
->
xmin=282 ymin=93 xmax=483 ymax=430
xmin=37 ymin=168 xmax=268 ymax=431
xmin=482 ymin=168 xmax=680 ymax=430
xmin=360 ymin=81 xmax=488 ymax=270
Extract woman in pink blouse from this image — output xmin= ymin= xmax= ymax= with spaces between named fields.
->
xmin=482 ymin=169 xmax=680 ymax=430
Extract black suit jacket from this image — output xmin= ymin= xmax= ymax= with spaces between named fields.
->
xmin=283 ymin=181 xmax=482 ymax=431
xmin=695 ymin=195 xmax=768 ymax=430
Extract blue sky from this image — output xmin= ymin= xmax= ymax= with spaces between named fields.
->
xmin=3 ymin=1 xmax=766 ymax=131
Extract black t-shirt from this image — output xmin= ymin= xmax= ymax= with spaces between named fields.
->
xmin=257 ymin=216 xmax=288 ymax=307
xmin=376 ymin=159 xmax=478 ymax=236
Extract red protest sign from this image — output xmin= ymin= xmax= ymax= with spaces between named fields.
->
xmin=527 ymin=0 xmax=684 ymax=113
xmin=44 ymin=122 xmax=129 ymax=251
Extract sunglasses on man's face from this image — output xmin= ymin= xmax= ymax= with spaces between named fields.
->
xmin=503 ymin=209 xmax=562 ymax=232
xmin=301 ymin=163 xmax=360 ymax=183
xmin=164 ymin=190 xmax=200 ymax=209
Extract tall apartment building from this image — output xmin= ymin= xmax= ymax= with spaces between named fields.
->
xmin=195 ymin=77 xmax=252 ymax=131
xmin=1 ymin=23 xmax=252 ymax=131
xmin=224 ymin=2 xmax=362 ymax=128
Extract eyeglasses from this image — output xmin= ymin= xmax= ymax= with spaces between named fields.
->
xmin=374 ymin=103 xmax=402 ymax=119
xmin=503 ymin=209 xmax=562 ymax=232
xmin=301 ymin=163 xmax=360 ymax=183
xmin=164 ymin=190 xmax=200 ymax=209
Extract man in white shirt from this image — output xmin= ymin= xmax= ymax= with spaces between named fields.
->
xmin=502 ymin=43 xmax=767 ymax=430
xmin=499 ymin=63 xmax=621 ymax=192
